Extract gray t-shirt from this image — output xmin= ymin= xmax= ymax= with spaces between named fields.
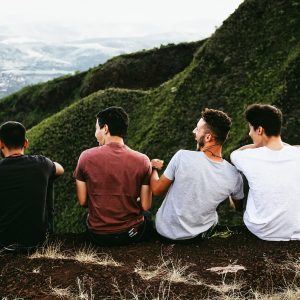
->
xmin=155 ymin=150 xmax=244 ymax=240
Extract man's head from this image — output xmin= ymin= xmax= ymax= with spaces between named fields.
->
xmin=193 ymin=108 xmax=232 ymax=150
xmin=95 ymin=106 xmax=129 ymax=145
xmin=0 ymin=121 xmax=27 ymax=152
xmin=245 ymin=104 xmax=282 ymax=146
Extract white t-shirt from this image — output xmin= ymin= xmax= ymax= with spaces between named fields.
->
xmin=155 ymin=150 xmax=244 ymax=240
xmin=231 ymin=145 xmax=300 ymax=241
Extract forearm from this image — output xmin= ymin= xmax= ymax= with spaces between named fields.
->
xmin=150 ymin=171 xmax=173 ymax=196
xmin=76 ymin=180 xmax=88 ymax=206
xmin=140 ymin=185 xmax=152 ymax=211
xmin=150 ymin=170 xmax=161 ymax=196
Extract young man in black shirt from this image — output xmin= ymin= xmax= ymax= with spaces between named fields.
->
xmin=0 ymin=121 xmax=64 ymax=250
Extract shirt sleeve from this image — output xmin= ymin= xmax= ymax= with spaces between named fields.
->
xmin=141 ymin=156 xmax=152 ymax=185
xmin=231 ymin=171 xmax=244 ymax=200
xmin=73 ymin=152 xmax=87 ymax=182
xmin=163 ymin=150 xmax=181 ymax=181
xmin=230 ymin=150 xmax=244 ymax=172
xmin=43 ymin=156 xmax=56 ymax=179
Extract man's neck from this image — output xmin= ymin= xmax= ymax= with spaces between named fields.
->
xmin=4 ymin=148 xmax=25 ymax=158
xmin=104 ymin=136 xmax=124 ymax=145
xmin=201 ymin=144 xmax=223 ymax=162
xmin=263 ymin=135 xmax=283 ymax=150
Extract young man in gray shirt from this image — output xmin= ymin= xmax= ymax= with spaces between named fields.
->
xmin=151 ymin=108 xmax=244 ymax=241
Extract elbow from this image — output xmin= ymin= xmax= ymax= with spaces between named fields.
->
xmin=78 ymin=199 xmax=87 ymax=207
xmin=141 ymin=203 xmax=151 ymax=211
xmin=59 ymin=167 xmax=65 ymax=176
xmin=54 ymin=162 xmax=64 ymax=176
xmin=151 ymin=186 xmax=162 ymax=196
xmin=141 ymin=196 xmax=152 ymax=211
xmin=77 ymin=194 xmax=88 ymax=207
xmin=152 ymin=190 xmax=161 ymax=196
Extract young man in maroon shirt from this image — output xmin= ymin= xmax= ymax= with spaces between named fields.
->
xmin=74 ymin=106 xmax=152 ymax=245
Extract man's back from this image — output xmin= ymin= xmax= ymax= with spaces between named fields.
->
xmin=0 ymin=155 xmax=55 ymax=246
xmin=74 ymin=142 xmax=151 ymax=233
xmin=231 ymin=145 xmax=300 ymax=241
xmin=156 ymin=150 xmax=243 ymax=240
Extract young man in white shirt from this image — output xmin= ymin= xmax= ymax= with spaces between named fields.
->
xmin=151 ymin=108 xmax=244 ymax=242
xmin=231 ymin=104 xmax=300 ymax=241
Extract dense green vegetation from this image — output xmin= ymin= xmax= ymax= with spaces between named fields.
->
xmin=2 ymin=0 xmax=300 ymax=232
xmin=0 ymin=41 xmax=202 ymax=129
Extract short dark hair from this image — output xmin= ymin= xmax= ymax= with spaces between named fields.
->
xmin=245 ymin=104 xmax=282 ymax=136
xmin=201 ymin=108 xmax=232 ymax=144
xmin=96 ymin=106 xmax=129 ymax=138
xmin=0 ymin=121 xmax=26 ymax=149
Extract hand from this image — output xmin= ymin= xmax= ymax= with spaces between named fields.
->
xmin=151 ymin=159 xmax=164 ymax=170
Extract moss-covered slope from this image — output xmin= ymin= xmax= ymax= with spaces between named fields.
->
xmin=0 ymin=41 xmax=202 ymax=129
xmin=27 ymin=0 xmax=300 ymax=232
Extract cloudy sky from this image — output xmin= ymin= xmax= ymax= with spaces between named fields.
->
xmin=1 ymin=0 xmax=244 ymax=41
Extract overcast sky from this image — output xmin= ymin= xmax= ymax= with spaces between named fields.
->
xmin=1 ymin=0 xmax=244 ymax=41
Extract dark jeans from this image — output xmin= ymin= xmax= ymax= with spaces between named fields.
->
xmin=87 ymin=212 xmax=154 ymax=246
xmin=157 ymin=223 xmax=217 ymax=244
xmin=0 ymin=241 xmax=45 ymax=253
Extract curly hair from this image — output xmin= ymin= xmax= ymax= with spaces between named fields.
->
xmin=201 ymin=108 xmax=232 ymax=144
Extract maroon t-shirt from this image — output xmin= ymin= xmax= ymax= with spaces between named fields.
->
xmin=74 ymin=142 xmax=151 ymax=234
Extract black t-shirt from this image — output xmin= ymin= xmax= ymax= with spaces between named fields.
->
xmin=0 ymin=155 xmax=55 ymax=246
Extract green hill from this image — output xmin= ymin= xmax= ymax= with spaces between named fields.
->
xmin=0 ymin=41 xmax=202 ymax=129
xmin=4 ymin=0 xmax=300 ymax=232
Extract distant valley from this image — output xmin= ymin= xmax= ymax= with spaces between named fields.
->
xmin=0 ymin=33 xmax=201 ymax=98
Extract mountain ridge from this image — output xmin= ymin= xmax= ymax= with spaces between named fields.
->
xmin=2 ymin=0 xmax=300 ymax=232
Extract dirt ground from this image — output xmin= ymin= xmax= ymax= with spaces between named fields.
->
xmin=0 ymin=228 xmax=300 ymax=300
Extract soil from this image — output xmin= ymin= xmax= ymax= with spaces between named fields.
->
xmin=0 ymin=228 xmax=300 ymax=300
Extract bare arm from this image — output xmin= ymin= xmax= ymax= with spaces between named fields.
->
xmin=54 ymin=162 xmax=64 ymax=176
xmin=140 ymin=185 xmax=152 ymax=211
xmin=150 ymin=158 xmax=173 ymax=196
xmin=150 ymin=171 xmax=173 ymax=196
xmin=76 ymin=179 xmax=88 ymax=207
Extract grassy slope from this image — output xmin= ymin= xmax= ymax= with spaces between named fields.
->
xmin=0 ymin=41 xmax=202 ymax=129
xmin=28 ymin=0 xmax=300 ymax=232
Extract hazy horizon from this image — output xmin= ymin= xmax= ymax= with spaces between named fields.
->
xmin=1 ymin=0 xmax=244 ymax=42
xmin=0 ymin=1 xmax=244 ymax=98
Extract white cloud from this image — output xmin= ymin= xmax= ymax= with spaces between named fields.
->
xmin=1 ymin=0 xmax=244 ymax=41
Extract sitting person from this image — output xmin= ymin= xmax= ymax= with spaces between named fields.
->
xmin=151 ymin=108 xmax=244 ymax=242
xmin=74 ymin=106 xmax=153 ymax=246
xmin=0 ymin=121 xmax=64 ymax=250
xmin=231 ymin=104 xmax=300 ymax=241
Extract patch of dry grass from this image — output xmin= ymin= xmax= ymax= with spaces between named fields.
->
xmin=208 ymin=270 xmax=245 ymax=298
xmin=134 ymin=257 xmax=202 ymax=285
xmin=29 ymin=242 xmax=121 ymax=267
xmin=48 ymin=276 xmax=94 ymax=300
xmin=29 ymin=242 xmax=68 ymax=260
xmin=112 ymin=279 xmax=179 ymax=300
xmin=74 ymin=245 xmax=121 ymax=266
